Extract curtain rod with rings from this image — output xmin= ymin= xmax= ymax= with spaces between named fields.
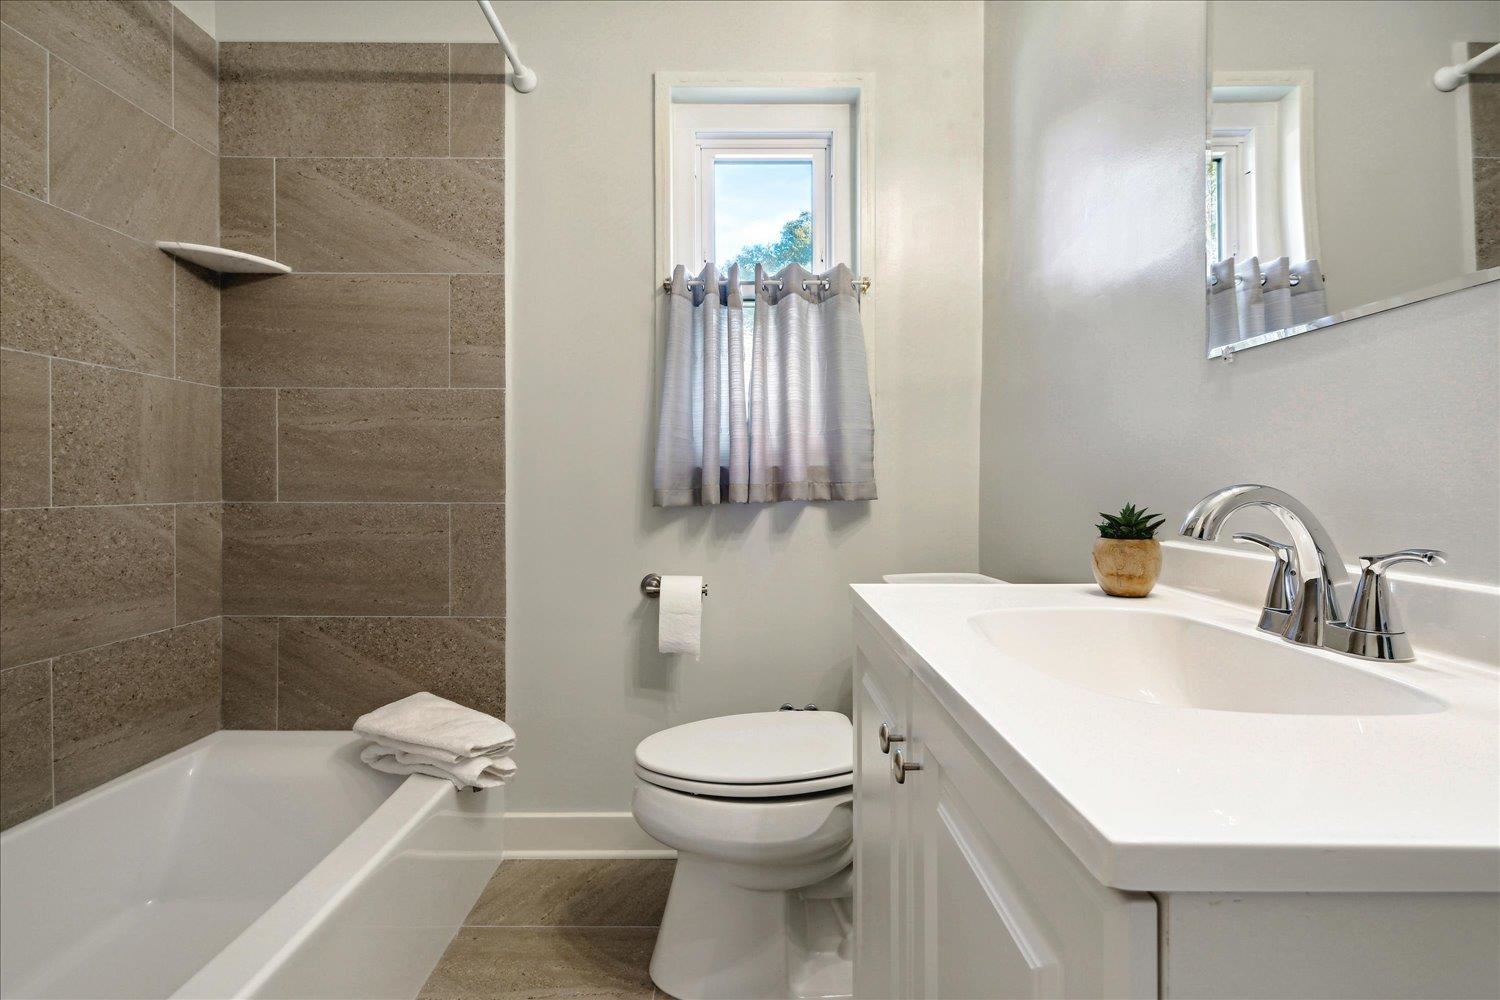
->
xmin=661 ymin=276 xmax=873 ymax=294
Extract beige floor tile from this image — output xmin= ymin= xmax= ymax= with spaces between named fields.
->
xmin=420 ymin=927 xmax=657 ymax=1000
xmin=467 ymin=860 xmax=674 ymax=928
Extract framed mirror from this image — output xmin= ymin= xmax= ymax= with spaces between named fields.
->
xmin=1205 ymin=1 xmax=1500 ymax=358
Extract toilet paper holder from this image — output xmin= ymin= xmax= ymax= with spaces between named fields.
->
xmin=641 ymin=574 xmax=709 ymax=599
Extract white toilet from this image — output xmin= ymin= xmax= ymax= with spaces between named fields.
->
xmin=631 ymin=711 xmax=855 ymax=1000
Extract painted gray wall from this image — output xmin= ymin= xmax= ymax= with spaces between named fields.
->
xmin=980 ymin=0 xmax=1500 ymax=587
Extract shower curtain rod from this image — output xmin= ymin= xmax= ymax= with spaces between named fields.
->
xmin=476 ymin=0 xmax=537 ymax=93
xmin=1433 ymin=42 xmax=1500 ymax=91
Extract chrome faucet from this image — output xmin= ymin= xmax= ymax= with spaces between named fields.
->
xmin=1179 ymin=485 xmax=1444 ymax=662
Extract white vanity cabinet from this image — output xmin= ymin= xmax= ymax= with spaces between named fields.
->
xmin=853 ymin=595 xmax=1500 ymax=1000
xmin=854 ymin=623 xmax=1157 ymax=999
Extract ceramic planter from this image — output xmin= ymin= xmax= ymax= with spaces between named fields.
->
xmin=1091 ymin=538 xmax=1162 ymax=598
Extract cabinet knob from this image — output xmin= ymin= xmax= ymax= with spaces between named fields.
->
xmin=878 ymin=722 xmax=905 ymax=755
xmin=891 ymin=746 xmax=922 ymax=784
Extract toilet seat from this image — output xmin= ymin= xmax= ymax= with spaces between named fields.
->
xmin=633 ymin=711 xmax=853 ymax=798
xmin=635 ymin=763 xmax=852 ymax=798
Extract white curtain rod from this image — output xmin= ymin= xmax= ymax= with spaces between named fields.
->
xmin=1434 ymin=42 xmax=1500 ymax=92
xmin=476 ymin=0 xmax=537 ymax=93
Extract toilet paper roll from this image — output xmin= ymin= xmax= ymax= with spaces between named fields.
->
xmin=658 ymin=575 xmax=703 ymax=658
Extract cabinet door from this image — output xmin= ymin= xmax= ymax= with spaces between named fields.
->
xmin=853 ymin=637 xmax=908 ymax=1000
xmin=906 ymin=684 xmax=1157 ymax=1000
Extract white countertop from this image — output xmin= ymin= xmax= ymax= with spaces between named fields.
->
xmin=852 ymin=583 xmax=1500 ymax=893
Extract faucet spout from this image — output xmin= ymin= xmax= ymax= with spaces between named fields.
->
xmin=1180 ymin=485 xmax=1352 ymax=646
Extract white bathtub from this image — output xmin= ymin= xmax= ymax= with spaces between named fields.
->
xmin=0 ymin=731 xmax=504 ymax=1000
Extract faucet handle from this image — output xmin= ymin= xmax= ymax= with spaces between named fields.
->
xmin=1233 ymin=532 xmax=1298 ymax=614
xmin=1344 ymin=549 xmax=1447 ymax=635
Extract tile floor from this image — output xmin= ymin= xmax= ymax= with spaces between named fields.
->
xmin=420 ymin=858 xmax=676 ymax=999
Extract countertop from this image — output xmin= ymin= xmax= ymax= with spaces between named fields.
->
xmin=852 ymin=583 xmax=1500 ymax=893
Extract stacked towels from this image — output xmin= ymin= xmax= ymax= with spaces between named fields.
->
xmin=354 ymin=692 xmax=517 ymax=790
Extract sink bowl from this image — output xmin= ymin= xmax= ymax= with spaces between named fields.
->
xmin=969 ymin=607 xmax=1445 ymax=716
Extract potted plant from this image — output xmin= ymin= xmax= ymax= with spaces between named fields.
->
xmin=1092 ymin=503 xmax=1166 ymax=598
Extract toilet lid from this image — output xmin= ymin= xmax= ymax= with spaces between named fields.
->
xmin=635 ymin=711 xmax=852 ymax=786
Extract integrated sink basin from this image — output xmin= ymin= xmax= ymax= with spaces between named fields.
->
xmin=969 ymin=607 xmax=1446 ymax=716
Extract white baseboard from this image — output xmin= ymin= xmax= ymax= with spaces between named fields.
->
xmin=503 ymin=811 xmax=675 ymax=859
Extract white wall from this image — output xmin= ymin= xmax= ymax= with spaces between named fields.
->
xmin=1211 ymin=0 xmax=1499 ymax=315
xmin=217 ymin=0 xmax=986 ymax=813
xmin=980 ymin=0 xmax=1500 ymax=590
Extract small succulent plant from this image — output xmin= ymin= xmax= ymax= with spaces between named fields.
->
xmin=1096 ymin=503 xmax=1166 ymax=540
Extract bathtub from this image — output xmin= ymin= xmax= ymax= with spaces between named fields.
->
xmin=0 ymin=731 xmax=504 ymax=999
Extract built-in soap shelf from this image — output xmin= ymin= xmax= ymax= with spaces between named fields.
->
xmin=156 ymin=242 xmax=291 ymax=275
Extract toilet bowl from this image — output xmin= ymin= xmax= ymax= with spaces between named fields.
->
xmin=631 ymin=712 xmax=855 ymax=1000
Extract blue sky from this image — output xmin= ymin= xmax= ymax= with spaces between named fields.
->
xmin=714 ymin=159 xmax=813 ymax=264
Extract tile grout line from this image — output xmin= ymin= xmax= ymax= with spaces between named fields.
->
xmin=169 ymin=6 xmax=176 ymax=131
xmin=272 ymin=618 xmax=280 ymax=730
xmin=447 ymin=504 xmax=455 ymax=615
xmin=447 ymin=43 xmax=454 ymax=159
xmin=3 ymin=500 xmax=496 ymax=511
xmin=1 ymin=346 xmax=221 ymax=391
xmin=271 ymin=157 xmax=277 ymax=260
xmin=273 ymin=390 xmax=279 ymax=501
xmin=3 ymin=500 xmax=222 ymax=512
xmin=172 ymin=505 xmax=179 ymax=625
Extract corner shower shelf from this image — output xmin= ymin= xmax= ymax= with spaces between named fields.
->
xmin=155 ymin=242 xmax=291 ymax=275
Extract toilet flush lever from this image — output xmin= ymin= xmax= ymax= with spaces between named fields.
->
xmin=878 ymin=722 xmax=904 ymax=755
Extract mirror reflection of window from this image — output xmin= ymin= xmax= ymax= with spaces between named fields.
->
xmin=1204 ymin=0 xmax=1500 ymax=359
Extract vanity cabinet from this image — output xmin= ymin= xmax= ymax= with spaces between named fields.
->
xmin=853 ymin=607 xmax=1500 ymax=1000
xmin=854 ymin=629 xmax=1157 ymax=999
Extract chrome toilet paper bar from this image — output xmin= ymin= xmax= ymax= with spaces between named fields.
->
xmin=641 ymin=574 xmax=709 ymax=598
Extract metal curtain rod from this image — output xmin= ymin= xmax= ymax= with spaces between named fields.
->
xmin=476 ymin=0 xmax=537 ymax=93
xmin=1434 ymin=42 xmax=1500 ymax=91
xmin=661 ymin=276 xmax=873 ymax=294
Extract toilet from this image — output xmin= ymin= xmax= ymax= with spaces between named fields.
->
xmin=631 ymin=711 xmax=855 ymax=1000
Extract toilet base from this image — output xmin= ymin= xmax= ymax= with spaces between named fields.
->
xmin=650 ymin=854 xmax=852 ymax=1000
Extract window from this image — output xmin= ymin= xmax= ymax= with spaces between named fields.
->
xmin=669 ymin=103 xmax=854 ymax=277
xmin=1206 ymin=136 xmax=1246 ymax=263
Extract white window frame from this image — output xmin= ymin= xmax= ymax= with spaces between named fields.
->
xmin=668 ymin=103 xmax=852 ymax=274
xmin=1207 ymin=134 xmax=1247 ymax=261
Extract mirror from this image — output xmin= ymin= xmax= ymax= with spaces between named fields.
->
xmin=1205 ymin=1 xmax=1500 ymax=358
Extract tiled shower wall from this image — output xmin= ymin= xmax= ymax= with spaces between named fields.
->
xmin=0 ymin=1 xmax=221 ymax=830
xmin=215 ymin=43 xmax=507 ymax=730
xmin=1471 ymin=43 xmax=1499 ymax=269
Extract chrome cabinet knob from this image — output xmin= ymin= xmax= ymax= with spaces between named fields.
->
xmin=891 ymin=746 xmax=921 ymax=784
xmin=878 ymin=722 xmax=904 ymax=755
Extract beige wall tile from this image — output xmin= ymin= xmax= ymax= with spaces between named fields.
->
xmin=278 ymin=389 xmax=503 ymax=502
xmin=48 ymin=60 xmax=217 ymax=245
xmin=0 ymin=505 xmax=174 ymax=668
xmin=222 ymin=616 xmax=276 ymax=729
xmin=174 ymin=260 xmax=220 ymax=385
xmin=222 ymin=387 xmax=277 ymax=500
xmin=0 ymin=659 xmax=52 ymax=830
xmin=0 ymin=349 xmax=49 ymax=508
xmin=175 ymin=503 xmax=221 ymax=623
xmin=0 ymin=25 xmax=47 ymax=198
xmin=52 ymin=619 xmax=219 ymax=800
xmin=50 ymin=360 xmax=220 ymax=504
xmin=452 ymin=504 xmax=504 ymax=617
xmin=275 ymin=158 xmax=503 ymax=273
xmin=465 ymin=859 xmax=673 ymax=927
xmin=220 ymin=42 xmax=449 ymax=157
xmin=450 ymin=44 xmax=504 ymax=158
xmin=222 ymin=274 xmax=450 ymax=387
xmin=1477 ymin=157 xmax=1500 ymax=270
xmin=0 ymin=0 xmax=173 ymax=122
xmin=171 ymin=7 xmax=216 ymax=153
xmin=451 ymin=274 xmax=505 ymax=387
xmin=219 ymin=157 xmax=276 ymax=260
xmin=419 ymin=927 xmax=655 ymax=1000
xmin=278 ymin=616 xmax=503 ymax=729
xmin=0 ymin=187 xmax=174 ymax=374
xmin=222 ymin=502 xmax=450 ymax=616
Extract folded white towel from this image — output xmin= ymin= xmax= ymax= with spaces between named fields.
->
xmin=353 ymin=692 xmax=516 ymax=760
xmin=360 ymin=743 xmax=516 ymax=789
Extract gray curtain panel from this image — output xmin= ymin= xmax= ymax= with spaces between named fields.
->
xmin=654 ymin=262 xmax=875 ymax=507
